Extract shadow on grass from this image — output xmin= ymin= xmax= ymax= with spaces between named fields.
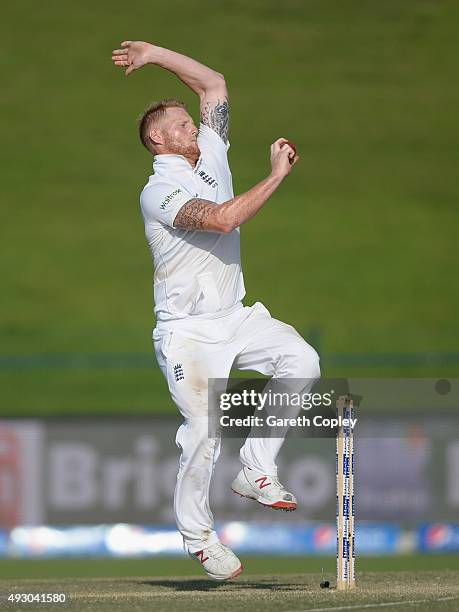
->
xmin=138 ymin=579 xmax=301 ymax=592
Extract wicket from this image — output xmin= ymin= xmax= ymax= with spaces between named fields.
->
xmin=336 ymin=396 xmax=356 ymax=590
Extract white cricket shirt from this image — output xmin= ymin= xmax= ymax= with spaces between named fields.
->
xmin=140 ymin=123 xmax=246 ymax=322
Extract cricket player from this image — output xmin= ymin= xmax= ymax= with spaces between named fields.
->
xmin=112 ymin=40 xmax=320 ymax=580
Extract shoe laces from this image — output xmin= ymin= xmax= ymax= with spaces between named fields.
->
xmin=208 ymin=543 xmax=229 ymax=561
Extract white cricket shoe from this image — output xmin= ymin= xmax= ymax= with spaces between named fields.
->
xmin=191 ymin=542 xmax=243 ymax=581
xmin=231 ymin=466 xmax=297 ymax=511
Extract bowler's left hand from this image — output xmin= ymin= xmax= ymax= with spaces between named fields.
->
xmin=111 ymin=40 xmax=154 ymax=76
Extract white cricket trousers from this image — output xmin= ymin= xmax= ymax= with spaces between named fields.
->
xmin=153 ymin=301 xmax=320 ymax=553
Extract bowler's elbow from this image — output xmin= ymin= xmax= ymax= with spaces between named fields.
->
xmin=210 ymin=218 xmax=236 ymax=234
xmin=209 ymin=210 xmax=237 ymax=234
xmin=219 ymin=222 xmax=236 ymax=234
xmin=203 ymin=72 xmax=227 ymax=97
xmin=214 ymin=72 xmax=226 ymax=84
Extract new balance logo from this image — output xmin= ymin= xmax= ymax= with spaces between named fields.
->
xmin=173 ymin=363 xmax=184 ymax=382
xmin=255 ymin=476 xmax=271 ymax=490
xmin=195 ymin=550 xmax=209 ymax=564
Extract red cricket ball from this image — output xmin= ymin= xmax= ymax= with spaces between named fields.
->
xmin=283 ymin=140 xmax=297 ymax=164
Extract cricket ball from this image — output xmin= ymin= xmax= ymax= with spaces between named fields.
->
xmin=320 ymin=580 xmax=330 ymax=589
xmin=282 ymin=140 xmax=297 ymax=164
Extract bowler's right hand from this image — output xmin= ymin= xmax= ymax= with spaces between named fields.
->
xmin=270 ymin=138 xmax=299 ymax=179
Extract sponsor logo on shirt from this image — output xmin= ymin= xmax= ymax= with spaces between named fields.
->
xmin=198 ymin=171 xmax=218 ymax=188
xmin=160 ymin=189 xmax=182 ymax=210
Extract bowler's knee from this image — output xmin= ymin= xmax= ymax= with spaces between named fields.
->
xmin=176 ymin=417 xmax=220 ymax=463
xmin=284 ymin=339 xmax=321 ymax=380
xmin=176 ymin=417 xmax=213 ymax=451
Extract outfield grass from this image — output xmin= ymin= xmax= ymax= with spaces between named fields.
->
xmin=1 ymin=554 xmax=459 ymax=579
xmin=2 ymin=364 xmax=457 ymax=415
xmin=1 ymin=557 xmax=459 ymax=611
xmin=1 ymin=0 xmax=458 ymax=414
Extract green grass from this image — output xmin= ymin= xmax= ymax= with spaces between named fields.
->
xmin=1 ymin=556 xmax=459 ymax=611
xmin=1 ymin=0 xmax=458 ymax=414
xmin=1 ymin=554 xmax=459 ymax=579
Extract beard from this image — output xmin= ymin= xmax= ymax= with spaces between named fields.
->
xmin=163 ymin=135 xmax=200 ymax=161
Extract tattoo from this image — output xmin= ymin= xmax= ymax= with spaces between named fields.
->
xmin=174 ymin=198 xmax=215 ymax=230
xmin=200 ymin=98 xmax=229 ymax=143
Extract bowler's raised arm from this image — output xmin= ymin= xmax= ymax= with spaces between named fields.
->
xmin=111 ymin=41 xmax=229 ymax=142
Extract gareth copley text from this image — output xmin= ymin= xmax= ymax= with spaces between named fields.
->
xmin=220 ymin=414 xmax=357 ymax=429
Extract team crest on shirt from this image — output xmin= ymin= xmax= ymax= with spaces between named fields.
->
xmin=173 ymin=363 xmax=184 ymax=382
xmin=198 ymin=170 xmax=218 ymax=188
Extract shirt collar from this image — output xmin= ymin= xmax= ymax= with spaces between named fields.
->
xmin=152 ymin=154 xmax=202 ymax=175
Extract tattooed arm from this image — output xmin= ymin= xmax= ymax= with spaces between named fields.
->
xmin=200 ymin=89 xmax=229 ymax=144
xmin=174 ymin=173 xmax=280 ymax=234
xmin=174 ymin=138 xmax=299 ymax=233
xmin=112 ymin=40 xmax=228 ymax=140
